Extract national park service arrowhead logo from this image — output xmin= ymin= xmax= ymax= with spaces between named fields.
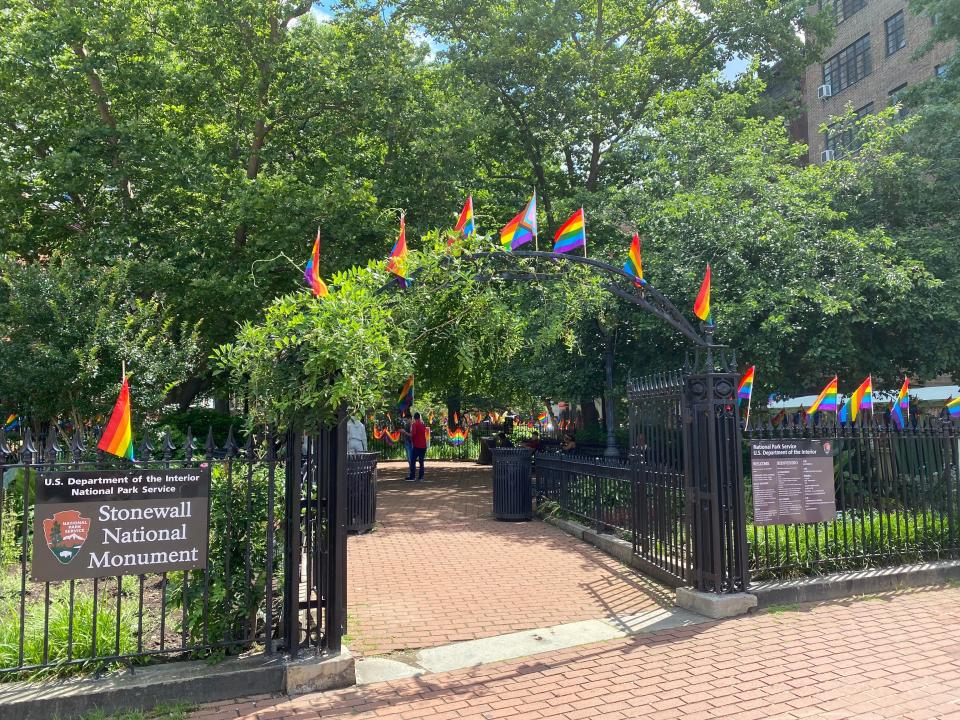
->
xmin=43 ymin=510 xmax=91 ymax=565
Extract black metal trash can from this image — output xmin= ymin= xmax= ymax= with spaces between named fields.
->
xmin=477 ymin=436 xmax=496 ymax=465
xmin=346 ymin=452 xmax=378 ymax=533
xmin=491 ymin=447 xmax=534 ymax=521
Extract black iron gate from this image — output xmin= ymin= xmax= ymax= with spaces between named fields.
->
xmin=0 ymin=419 xmax=346 ymax=677
xmin=628 ymin=351 xmax=749 ymax=593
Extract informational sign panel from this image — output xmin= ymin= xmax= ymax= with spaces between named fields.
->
xmin=750 ymin=440 xmax=836 ymax=526
xmin=32 ymin=467 xmax=210 ymax=581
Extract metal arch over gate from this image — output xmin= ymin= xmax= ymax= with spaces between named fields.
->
xmin=388 ymin=247 xmax=751 ymax=594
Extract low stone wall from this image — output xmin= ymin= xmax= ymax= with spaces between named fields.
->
xmin=0 ymin=649 xmax=355 ymax=720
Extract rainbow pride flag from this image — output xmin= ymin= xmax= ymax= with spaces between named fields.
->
xmin=553 ymin=208 xmax=586 ymax=254
xmin=98 ymin=376 xmax=134 ymax=460
xmin=693 ymin=264 xmax=712 ymax=323
xmin=947 ymin=397 xmax=960 ymax=418
xmin=737 ymin=366 xmax=755 ymax=408
xmin=451 ymin=196 xmax=475 ymax=243
xmin=624 ymin=233 xmax=644 ymax=286
xmin=500 ymin=193 xmax=537 ymax=250
xmin=446 ymin=426 xmax=469 ymax=445
xmin=890 ymin=377 xmax=910 ymax=429
xmin=3 ymin=414 xmax=19 ymax=432
xmin=537 ymin=410 xmax=548 ymax=424
xmin=387 ymin=213 xmax=410 ymax=286
xmin=807 ymin=376 xmax=839 ymax=415
xmin=839 ymin=375 xmax=873 ymax=423
xmin=304 ymin=228 xmax=329 ymax=298
xmin=397 ymin=375 xmax=414 ymax=413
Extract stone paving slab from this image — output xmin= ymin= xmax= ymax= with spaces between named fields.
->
xmin=346 ymin=461 xmax=672 ymax=656
xmin=191 ymin=585 xmax=960 ymax=720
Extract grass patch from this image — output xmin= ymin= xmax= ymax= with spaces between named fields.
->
xmin=748 ymin=511 xmax=956 ymax=579
xmin=76 ymin=701 xmax=194 ymax=720
xmin=764 ymin=603 xmax=801 ymax=615
xmin=0 ymin=573 xmax=143 ymax=681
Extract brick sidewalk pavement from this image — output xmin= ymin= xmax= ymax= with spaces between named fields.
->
xmin=346 ymin=461 xmax=671 ymax=656
xmin=193 ymin=585 xmax=960 ymax=720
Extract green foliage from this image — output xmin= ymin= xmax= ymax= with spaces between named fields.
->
xmin=748 ymin=512 xmax=955 ymax=580
xmin=153 ymin=408 xmax=240 ymax=448
xmin=0 ymin=575 xmax=143 ymax=680
xmin=167 ymin=462 xmax=281 ymax=653
xmin=0 ymin=257 xmax=202 ymax=423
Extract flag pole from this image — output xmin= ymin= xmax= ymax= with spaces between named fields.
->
xmin=533 ymin=188 xmax=539 ymax=252
xmin=122 ymin=360 xmax=126 ymax=383
xmin=745 ymin=391 xmax=752 ymax=431
xmin=581 ymin=207 xmax=587 ymax=258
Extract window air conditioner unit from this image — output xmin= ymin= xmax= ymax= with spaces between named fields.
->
xmin=821 ymin=149 xmax=836 ymax=162
xmin=817 ymin=84 xmax=833 ymax=99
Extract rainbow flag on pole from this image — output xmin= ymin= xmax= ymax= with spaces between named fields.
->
xmin=397 ymin=375 xmax=414 ymax=413
xmin=807 ymin=376 xmax=839 ymax=415
xmin=3 ymin=414 xmax=19 ymax=432
xmin=624 ymin=233 xmax=644 ymax=286
xmin=98 ymin=375 xmax=134 ymax=460
xmin=387 ymin=213 xmax=410 ymax=287
xmin=693 ymin=264 xmax=712 ymax=323
xmin=947 ymin=396 xmax=960 ymax=419
xmin=451 ymin=196 xmax=475 ymax=243
xmin=737 ymin=366 xmax=755 ymax=408
xmin=890 ymin=377 xmax=910 ymax=429
xmin=553 ymin=208 xmax=586 ymax=255
xmin=839 ymin=375 xmax=873 ymax=423
xmin=500 ymin=193 xmax=537 ymax=250
xmin=304 ymin=228 xmax=329 ymax=298
xmin=537 ymin=410 xmax=548 ymax=424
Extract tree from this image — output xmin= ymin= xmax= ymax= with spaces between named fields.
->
xmin=0 ymin=255 xmax=202 ymax=426
xmin=401 ymin=0 xmax=826 ymax=222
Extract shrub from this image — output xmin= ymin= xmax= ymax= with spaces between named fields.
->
xmin=0 ymin=575 xmax=142 ymax=679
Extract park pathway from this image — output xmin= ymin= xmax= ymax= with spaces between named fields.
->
xmin=345 ymin=460 xmax=672 ymax=656
xmin=193 ymin=585 xmax=960 ymax=719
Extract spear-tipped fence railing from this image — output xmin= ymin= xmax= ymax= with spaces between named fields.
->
xmin=743 ymin=415 xmax=960 ymax=579
xmin=0 ymin=423 xmax=345 ymax=678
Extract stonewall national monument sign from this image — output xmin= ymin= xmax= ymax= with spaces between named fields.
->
xmin=32 ymin=467 xmax=210 ymax=581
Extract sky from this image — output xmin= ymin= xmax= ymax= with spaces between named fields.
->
xmin=308 ymin=2 xmax=751 ymax=78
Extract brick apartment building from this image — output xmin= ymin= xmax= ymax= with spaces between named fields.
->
xmin=799 ymin=0 xmax=955 ymax=164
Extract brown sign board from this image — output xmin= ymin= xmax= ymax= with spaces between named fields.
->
xmin=750 ymin=439 xmax=837 ymax=526
xmin=32 ymin=467 xmax=210 ymax=581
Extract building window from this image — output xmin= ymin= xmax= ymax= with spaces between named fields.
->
xmin=885 ymin=12 xmax=906 ymax=56
xmin=935 ymin=64 xmax=947 ymax=78
xmin=825 ymin=103 xmax=874 ymax=159
xmin=830 ymin=0 xmax=867 ymax=24
xmin=888 ymin=83 xmax=908 ymax=118
xmin=823 ymin=35 xmax=872 ymax=93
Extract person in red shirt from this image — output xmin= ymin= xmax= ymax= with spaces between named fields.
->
xmin=407 ymin=412 xmax=429 ymax=481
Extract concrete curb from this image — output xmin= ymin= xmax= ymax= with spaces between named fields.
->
xmin=751 ymin=560 xmax=960 ymax=607
xmin=0 ymin=649 xmax=355 ymax=720
xmin=545 ymin=514 xmax=960 ymax=610
xmin=544 ymin=516 xmax=640 ymax=571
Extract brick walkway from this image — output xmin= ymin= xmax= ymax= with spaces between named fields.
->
xmin=193 ymin=585 xmax=960 ymax=720
xmin=346 ymin=461 xmax=670 ymax=655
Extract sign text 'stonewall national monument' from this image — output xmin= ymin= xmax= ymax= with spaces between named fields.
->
xmin=32 ymin=468 xmax=210 ymax=581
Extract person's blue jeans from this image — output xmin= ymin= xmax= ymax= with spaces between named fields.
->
xmin=408 ymin=446 xmax=426 ymax=480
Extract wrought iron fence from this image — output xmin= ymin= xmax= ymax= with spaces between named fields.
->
xmin=743 ymin=417 xmax=960 ymax=579
xmin=534 ymin=453 xmax=633 ymax=535
xmin=0 ymin=423 xmax=345 ymax=679
xmin=628 ymin=372 xmax=692 ymax=588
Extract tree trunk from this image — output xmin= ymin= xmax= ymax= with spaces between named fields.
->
xmin=580 ymin=400 xmax=600 ymax=431
xmin=72 ymin=43 xmax=134 ymax=206
xmin=166 ymin=375 xmax=213 ymax=412
xmin=602 ymin=334 xmax=619 ymax=457
xmin=586 ymin=135 xmax=602 ymax=191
